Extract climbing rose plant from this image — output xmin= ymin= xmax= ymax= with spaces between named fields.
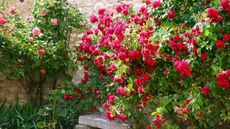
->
xmin=74 ymin=0 xmax=230 ymax=128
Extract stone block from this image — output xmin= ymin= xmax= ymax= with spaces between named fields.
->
xmin=79 ymin=114 xmax=128 ymax=129
xmin=74 ymin=124 xmax=96 ymax=129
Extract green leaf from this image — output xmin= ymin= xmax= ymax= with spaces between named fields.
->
xmin=204 ymin=29 xmax=210 ymax=37
xmin=36 ymin=121 xmax=46 ymax=129
xmin=211 ymin=64 xmax=222 ymax=75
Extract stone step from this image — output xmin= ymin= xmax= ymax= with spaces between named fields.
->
xmin=74 ymin=124 xmax=97 ymax=129
xmin=78 ymin=114 xmax=128 ymax=129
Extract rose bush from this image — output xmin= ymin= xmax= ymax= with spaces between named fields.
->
xmin=0 ymin=0 xmax=84 ymax=106
xmin=74 ymin=0 xmax=230 ymax=128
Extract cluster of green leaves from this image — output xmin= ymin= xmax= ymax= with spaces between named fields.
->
xmin=0 ymin=97 xmax=80 ymax=129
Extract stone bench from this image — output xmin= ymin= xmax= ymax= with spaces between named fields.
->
xmin=74 ymin=114 xmax=128 ymax=129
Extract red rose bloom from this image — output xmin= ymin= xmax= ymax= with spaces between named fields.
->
xmin=90 ymin=15 xmax=98 ymax=23
xmin=116 ymin=5 xmax=122 ymax=13
xmin=92 ymin=105 xmax=97 ymax=112
xmin=216 ymin=70 xmax=230 ymax=89
xmin=129 ymin=50 xmax=141 ymax=60
xmin=174 ymin=60 xmax=191 ymax=78
xmin=98 ymin=8 xmax=106 ymax=15
xmin=39 ymin=69 xmax=46 ymax=75
xmin=220 ymin=0 xmax=229 ymax=10
xmin=84 ymin=66 xmax=89 ymax=71
xmin=141 ymin=72 xmax=150 ymax=81
xmin=200 ymin=86 xmax=210 ymax=95
xmin=146 ymin=124 xmax=151 ymax=129
xmin=167 ymin=10 xmax=175 ymax=19
xmin=38 ymin=49 xmax=45 ymax=55
xmin=103 ymin=103 xmax=110 ymax=110
xmin=117 ymin=113 xmax=128 ymax=122
xmin=99 ymin=75 xmax=103 ymax=80
xmin=152 ymin=115 xmax=164 ymax=129
xmin=0 ymin=17 xmax=7 ymax=25
xmin=83 ymin=73 xmax=89 ymax=81
xmin=202 ymin=1 xmax=209 ymax=6
xmin=223 ymin=33 xmax=230 ymax=41
xmin=215 ymin=39 xmax=224 ymax=49
xmin=172 ymin=35 xmax=181 ymax=42
xmin=182 ymin=106 xmax=189 ymax=114
xmin=163 ymin=70 xmax=167 ymax=76
xmin=116 ymin=86 xmax=127 ymax=97
xmin=75 ymin=88 xmax=82 ymax=94
xmin=207 ymin=8 xmax=219 ymax=18
xmin=64 ymin=93 xmax=72 ymax=101
xmin=118 ymin=52 xmax=127 ymax=62
xmin=107 ymin=93 xmax=115 ymax=105
xmin=152 ymin=0 xmax=161 ymax=9
xmin=200 ymin=53 xmax=207 ymax=61
xmin=207 ymin=8 xmax=222 ymax=23
xmin=105 ymin=111 xmax=116 ymax=121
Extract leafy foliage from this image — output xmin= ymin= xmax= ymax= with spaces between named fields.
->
xmin=0 ymin=0 xmax=84 ymax=106
xmin=74 ymin=0 xmax=230 ymax=128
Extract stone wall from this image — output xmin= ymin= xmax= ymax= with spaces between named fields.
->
xmin=0 ymin=75 xmax=27 ymax=104
xmin=0 ymin=0 xmax=142 ymax=104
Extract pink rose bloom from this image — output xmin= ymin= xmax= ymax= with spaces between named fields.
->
xmin=40 ymin=11 xmax=46 ymax=17
xmin=9 ymin=6 xmax=16 ymax=14
xmin=32 ymin=27 xmax=41 ymax=36
xmin=25 ymin=15 xmax=32 ymax=22
xmin=28 ymin=37 xmax=34 ymax=43
xmin=181 ymin=23 xmax=185 ymax=29
xmin=51 ymin=18 xmax=58 ymax=26
xmin=0 ymin=17 xmax=7 ymax=25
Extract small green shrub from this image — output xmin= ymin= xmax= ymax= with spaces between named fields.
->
xmin=0 ymin=97 xmax=80 ymax=129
